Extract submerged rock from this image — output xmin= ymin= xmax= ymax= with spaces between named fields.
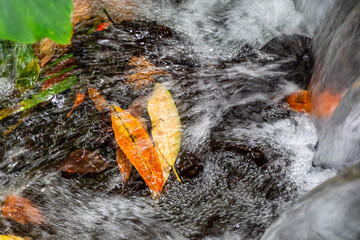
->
xmin=261 ymin=162 xmax=360 ymax=240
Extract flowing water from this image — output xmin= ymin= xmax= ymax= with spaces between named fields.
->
xmin=0 ymin=0 xmax=350 ymax=239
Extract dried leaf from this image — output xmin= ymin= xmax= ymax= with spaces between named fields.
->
xmin=0 ymin=235 xmax=28 ymax=240
xmin=110 ymin=105 xmax=163 ymax=195
xmin=58 ymin=149 xmax=110 ymax=174
xmin=148 ymin=83 xmax=182 ymax=184
xmin=285 ymin=90 xmax=310 ymax=113
xmin=15 ymin=60 xmax=40 ymax=92
xmin=67 ymin=92 xmax=86 ymax=118
xmin=116 ymin=145 xmax=132 ymax=183
xmin=88 ymin=88 xmax=109 ymax=111
xmin=126 ymin=55 xmax=168 ymax=89
xmin=1 ymin=195 xmax=45 ymax=225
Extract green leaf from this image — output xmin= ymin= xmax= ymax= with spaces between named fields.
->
xmin=15 ymin=60 xmax=40 ymax=92
xmin=0 ymin=75 xmax=77 ymax=121
xmin=0 ymin=0 xmax=73 ymax=44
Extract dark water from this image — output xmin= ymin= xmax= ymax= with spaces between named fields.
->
xmin=0 ymin=0 xmax=350 ymax=239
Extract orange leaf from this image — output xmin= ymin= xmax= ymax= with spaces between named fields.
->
xmin=88 ymin=88 xmax=109 ymax=112
xmin=116 ymin=145 xmax=132 ymax=183
xmin=310 ymin=91 xmax=343 ymax=118
xmin=58 ymin=149 xmax=110 ymax=174
xmin=110 ymin=105 xmax=163 ymax=195
xmin=66 ymin=92 xmax=86 ymax=118
xmin=96 ymin=22 xmax=111 ymax=32
xmin=285 ymin=90 xmax=311 ymax=113
xmin=2 ymin=195 xmax=45 ymax=225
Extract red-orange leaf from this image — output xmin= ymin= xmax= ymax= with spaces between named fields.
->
xmin=96 ymin=22 xmax=111 ymax=32
xmin=2 ymin=195 xmax=46 ymax=225
xmin=88 ymin=88 xmax=108 ymax=112
xmin=116 ymin=145 xmax=132 ymax=183
xmin=285 ymin=90 xmax=311 ymax=113
xmin=66 ymin=92 xmax=86 ymax=118
xmin=58 ymin=149 xmax=110 ymax=174
xmin=110 ymin=105 xmax=163 ymax=195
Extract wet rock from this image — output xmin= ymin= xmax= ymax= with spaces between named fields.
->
xmin=261 ymin=162 xmax=360 ymax=240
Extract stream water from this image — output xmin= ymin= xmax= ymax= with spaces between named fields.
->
xmin=0 ymin=0 xmax=354 ymax=239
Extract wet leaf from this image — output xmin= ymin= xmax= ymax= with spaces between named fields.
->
xmin=0 ymin=235 xmax=28 ymax=240
xmin=285 ymin=90 xmax=310 ymax=113
xmin=116 ymin=145 xmax=132 ymax=183
xmin=58 ymin=149 xmax=110 ymax=174
xmin=96 ymin=22 xmax=111 ymax=32
xmin=88 ymin=88 xmax=109 ymax=112
xmin=148 ymin=83 xmax=182 ymax=183
xmin=310 ymin=91 xmax=343 ymax=118
xmin=0 ymin=0 xmax=73 ymax=44
xmin=110 ymin=105 xmax=163 ymax=195
xmin=15 ymin=60 xmax=40 ymax=92
xmin=126 ymin=55 xmax=169 ymax=89
xmin=66 ymin=92 xmax=86 ymax=118
xmin=1 ymin=195 xmax=45 ymax=225
xmin=0 ymin=75 xmax=77 ymax=121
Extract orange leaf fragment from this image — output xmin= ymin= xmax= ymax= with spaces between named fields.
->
xmin=110 ymin=105 xmax=163 ymax=195
xmin=58 ymin=149 xmax=110 ymax=174
xmin=66 ymin=92 xmax=86 ymax=118
xmin=96 ymin=22 xmax=111 ymax=32
xmin=116 ymin=145 xmax=132 ymax=183
xmin=126 ymin=55 xmax=169 ymax=89
xmin=285 ymin=90 xmax=311 ymax=113
xmin=88 ymin=88 xmax=109 ymax=112
xmin=310 ymin=91 xmax=343 ymax=118
xmin=2 ymin=195 xmax=46 ymax=225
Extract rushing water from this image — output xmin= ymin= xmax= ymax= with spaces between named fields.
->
xmin=0 ymin=0 xmax=346 ymax=239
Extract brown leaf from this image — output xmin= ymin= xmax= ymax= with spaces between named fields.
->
xmin=116 ymin=145 xmax=132 ymax=183
xmin=126 ymin=55 xmax=169 ymax=89
xmin=88 ymin=88 xmax=109 ymax=112
xmin=110 ymin=105 xmax=163 ymax=195
xmin=1 ymin=195 xmax=45 ymax=225
xmin=66 ymin=92 xmax=86 ymax=118
xmin=58 ymin=149 xmax=110 ymax=174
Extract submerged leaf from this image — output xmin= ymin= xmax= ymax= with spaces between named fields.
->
xmin=1 ymin=195 xmax=45 ymax=225
xmin=116 ymin=145 xmax=132 ymax=183
xmin=66 ymin=92 xmax=86 ymax=118
xmin=88 ymin=88 xmax=108 ymax=111
xmin=15 ymin=60 xmax=40 ymax=92
xmin=126 ymin=55 xmax=168 ymax=89
xmin=58 ymin=149 xmax=110 ymax=174
xmin=111 ymin=105 xmax=163 ymax=195
xmin=148 ymin=83 xmax=182 ymax=184
xmin=0 ymin=75 xmax=77 ymax=121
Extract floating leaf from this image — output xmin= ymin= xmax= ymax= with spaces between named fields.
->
xmin=96 ymin=22 xmax=111 ymax=32
xmin=1 ymin=195 xmax=45 ymax=225
xmin=111 ymin=105 xmax=163 ymax=195
xmin=88 ymin=88 xmax=109 ymax=111
xmin=0 ymin=235 xmax=28 ymax=240
xmin=285 ymin=90 xmax=310 ymax=113
xmin=116 ymin=145 xmax=132 ymax=183
xmin=58 ymin=149 xmax=110 ymax=174
xmin=15 ymin=60 xmax=40 ymax=92
xmin=148 ymin=83 xmax=182 ymax=183
xmin=0 ymin=75 xmax=77 ymax=121
xmin=66 ymin=92 xmax=86 ymax=118
xmin=0 ymin=0 xmax=73 ymax=44
xmin=126 ymin=55 xmax=168 ymax=89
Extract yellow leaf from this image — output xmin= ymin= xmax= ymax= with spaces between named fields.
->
xmin=0 ymin=235 xmax=28 ymax=240
xmin=147 ymin=83 xmax=182 ymax=184
xmin=110 ymin=105 xmax=163 ymax=195
xmin=116 ymin=145 xmax=132 ymax=183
